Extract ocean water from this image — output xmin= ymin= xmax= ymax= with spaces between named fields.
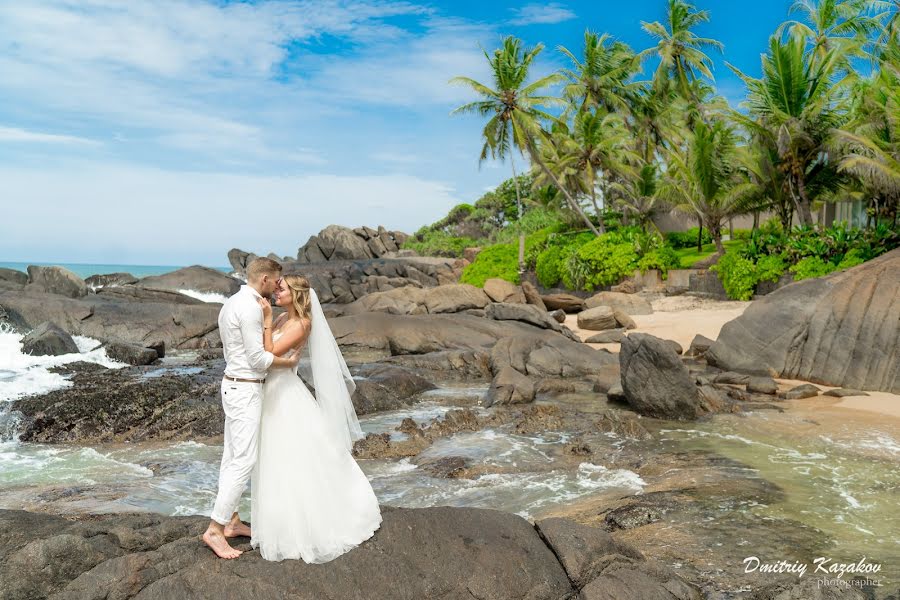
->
xmin=0 ymin=262 xmax=231 ymax=279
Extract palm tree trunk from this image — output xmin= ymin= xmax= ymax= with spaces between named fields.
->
xmin=710 ymin=220 xmax=725 ymax=254
xmin=696 ymin=217 xmax=703 ymax=253
xmin=794 ymin=174 xmax=814 ymax=226
xmin=527 ymin=144 xmax=601 ymax=236
xmin=511 ymin=156 xmax=525 ymax=274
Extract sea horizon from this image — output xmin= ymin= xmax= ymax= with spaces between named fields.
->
xmin=0 ymin=261 xmax=232 ymax=279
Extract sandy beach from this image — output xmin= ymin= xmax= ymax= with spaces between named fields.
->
xmin=565 ymin=295 xmax=900 ymax=422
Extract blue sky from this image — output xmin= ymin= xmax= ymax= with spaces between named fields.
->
xmin=0 ymin=0 xmax=795 ymax=265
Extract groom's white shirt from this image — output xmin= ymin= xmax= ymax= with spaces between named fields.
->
xmin=218 ymin=284 xmax=275 ymax=379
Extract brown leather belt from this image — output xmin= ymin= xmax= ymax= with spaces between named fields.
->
xmin=223 ymin=375 xmax=266 ymax=384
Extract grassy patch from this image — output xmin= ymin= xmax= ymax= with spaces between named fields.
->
xmin=675 ymin=240 xmax=746 ymax=268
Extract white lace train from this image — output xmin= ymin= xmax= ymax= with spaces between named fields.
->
xmin=250 ymin=345 xmax=382 ymax=563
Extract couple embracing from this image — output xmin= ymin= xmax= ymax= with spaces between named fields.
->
xmin=202 ymin=258 xmax=382 ymax=562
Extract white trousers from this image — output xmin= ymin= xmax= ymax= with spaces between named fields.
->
xmin=210 ymin=379 xmax=263 ymax=525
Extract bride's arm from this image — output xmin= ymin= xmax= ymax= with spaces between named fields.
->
xmin=270 ymin=318 xmax=311 ymax=357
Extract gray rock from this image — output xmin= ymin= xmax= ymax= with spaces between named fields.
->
xmin=822 ymin=388 xmax=869 ymax=398
xmin=606 ymin=383 xmax=626 ymax=403
xmin=613 ymin=308 xmax=637 ymax=330
xmin=550 ymin=308 xmax=567 ymax=323
xmin=586 ymin=329 xmax=626 ymax=343
xmin=25 ymin=265 xmax=88 ymax=298
xmin=84 ymin=272 xmax=138 ymax=288
xmin=490 ymin=334 xmax=617 ymax=381
xmin=99 ymin=340 xmax=159 ymax=366
xmin=708 ymin=249 xmax=900 ymax=393
xmin=685 ymin=334 xmax=716 ymax=357
xmin=542 ymin=293 xmax=585 ymax=313
xmin=137 ymin=265 xmax=240 ymax=296
xmin=423 ymin=284 xmax=491 ymax=314
xmin=747 ymin=577 xmax=866 ymax=599
xmin=348 ymin=363 xmax=437 ymax=413
xmin=585 ymin=291 xmax=653 ymax=315
xmin=780 ymin=383 xmax=820 ymax=399
xmin=483 ymin=278 xmax=525 ymax=304
xmin=485 ymin=365 xmax=535 ymax=406
xmin=620 ymin=333 xmax=707 ymax=420
xmin=96 ymin=286 xmax=206 ymax=305
xmin=521 ymin=280 xmax=548 ymax=311
xmin=714 ymin=371 xmax=751 ymax=385
xmin=485 ymin=302 xmax=565 ymax=332
xmin=382 ymin=349 xmax=493 ymax=382
xmin=662 ymin=339 xmax=683 ymax=355
xmin=0 ymin=506 xmax=575 ymax=600
xmin=0 ymin=268 xmax=27 ymax=286
xmin=747 ymin=376 xmax=778 ymax=395
xmin=577 ymin=306 xmax=618 ymax=331
xmin=21 ymin=322 xmax=79 ymax=356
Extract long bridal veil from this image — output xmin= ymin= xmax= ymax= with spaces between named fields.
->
xmin=297 ymin=287 xmax=365 ymax=452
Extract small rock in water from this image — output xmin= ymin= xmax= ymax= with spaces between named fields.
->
xmin=21 ymin=322 xmax=79 ymax=356
xmin=604 ymin=503 xmax=663 ymax=530
xmin=780 ymin=383 xmax=820 ymax=399
xmin=101 ymin=340 xmax=159 ymax=366
xmin=484 ymin=366 xmax=535 ymax=407
xmin=747 ymin=376 xmax=778 ymax=395
xmin=823 ymin=388 xmax=870 ymax=397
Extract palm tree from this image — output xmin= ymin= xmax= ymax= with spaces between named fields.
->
xmin=730 ymin=34 xmax=845 ymax=225
xmin=639 ymin=0 xmax=724 ymax=104
xmin=661 ymin=119 xmax=756 ymax=253
xmin=610 ymin=161 xmax=664 ymax=232
xmin=778 ymin=0 xmax=882 ymax=67
xmin=830 ymin=38 xmax=900 ymax=221
xmin=559 ymin=31 xmax=638 ymax=113
xmin=450 ymin=36 xmax=566 ymax=272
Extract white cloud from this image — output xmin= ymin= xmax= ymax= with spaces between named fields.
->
xmin=0 ymin=126 xmax=98 ymax=145
xmin=0 ymin=162 xmax=460 ymax=264
xmin=509 ymin=3 xmax=576 ymax=26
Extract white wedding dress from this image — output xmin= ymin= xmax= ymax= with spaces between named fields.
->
xmin=250 ymin=329 xmax=383 ymax=563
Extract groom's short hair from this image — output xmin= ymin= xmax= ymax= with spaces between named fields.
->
xmin=246 ymin=257 xmax=282 ymax=282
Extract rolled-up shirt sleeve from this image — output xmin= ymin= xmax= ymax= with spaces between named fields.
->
xmin=239 ymin=300 xmax=275 ymax=371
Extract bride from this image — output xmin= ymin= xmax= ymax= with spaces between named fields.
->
xmin=250 ymin=274 xmax=382 ymax=563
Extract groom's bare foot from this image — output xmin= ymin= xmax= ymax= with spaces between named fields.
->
xmin=224 ymin=520 xmax=251 ymax=538
xmin=202 ymin=528 xmax=243 ymax=559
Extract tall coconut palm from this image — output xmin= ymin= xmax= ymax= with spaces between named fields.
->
xmin=610 ymin=161 xmax=664 ymax=232
xmin=559 ymin=31 xmax=639 ymax=114
xmin=661 ymin=119 xmax=757 ymax=253
xmin=730 ymin=34 xmax=845 ymax=225
xmin=639 ymin=0 xmax=724 ymax=104
xmin=450 ymin=36 xmax=566 ymax=272
xmin=778 ymin=0 xmax=882 ymax=66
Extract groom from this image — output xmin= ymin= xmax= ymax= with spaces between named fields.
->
xmin=202 ymin=257 xmax=299 ymax=559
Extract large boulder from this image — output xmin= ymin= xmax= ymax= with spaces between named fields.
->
xmin=708 ymin=249 xmax=900 ymax=393
xmin=483 ymin=278 xmax=526 ymax=304
xmin=485 ymin=365 xmax=535 ymax=406
xmin=96 ymin=286 xmax=206 ymax=305
xmin=521 ymin=280 xmax=548 ymax=311
xmin=490 ymin=334 xmax=618 ymax=382
xmin=577 ymin=306 xmax=618 ymax=331
xmin=21 ymin=322 xmax=79 ymax=356
xmin=0 ymin=289 xmax=222 ymax=350
xmin=297 ymin=225 xmax=374 ymax=262
xmin=25 ymin=265 xmax=88 ymax=298
xmin=137 ymin=266 xmax=241 ymax=296
xmin=422 ymin=284 xmax=490 ymax=314
xmin=620 ymin=333 xmax=711 ymax=420
xmin=585 ymin=291 xmax=653 ymax=315
xmin=0 ymin=268 xmax=27 ymax=286
xmin=541 ymin=293 xmax=585 ymax=313
xmin=84 ymin=272 xmax=139 ymax=288
xmin=99 ymin=339 xmax=159 ymax=366
xmin=485 ymin=302 xmax=577 ymax=339
xmin=0 ymin=507 xmax=576 ymax=600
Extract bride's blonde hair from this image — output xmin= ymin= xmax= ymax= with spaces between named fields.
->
xmin=282 ymin=274 xmax=313 ymax=322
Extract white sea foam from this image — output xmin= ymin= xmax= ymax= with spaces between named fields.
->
xmin=177 ymin=289 xmax=228 ymax=304
xmin=0 ymin=327 xmax=125 ymax=403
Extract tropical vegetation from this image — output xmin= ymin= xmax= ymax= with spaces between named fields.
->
xmin=407 ymin=0 xmax=900 ymax=295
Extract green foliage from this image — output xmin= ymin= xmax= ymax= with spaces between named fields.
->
xmin=535 ymin=245 xmax=565 ymax=288
xmin=568 ymin=234 xmax=640 ymax=291
xmin=401 ymin=230 xmax=479 ymax=258
xmin=637 ymin=245 xmax=681 ymax=278
xmin=754 ymin=254 xmax=786 ymax=283
xmin=836 ymin=248 xmax=866 ymax=270
xmin=790 ymin=256 xmax=837 ymax=281
xmin=459 ymin=244 xmax=520 ymax=286
xmin=712 ymin=251 xmax=758 ymax=301
xmin=666 ymin=227 xmax=712 ymax=249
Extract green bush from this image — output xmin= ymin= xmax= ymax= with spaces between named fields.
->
xmin=459 ymin=244 xmax=519 ymax=287
xmin=401 ymin=230 xmax=479 ymax=258
xmin=789 ymin=256 xmax=836 ymax=281
xmin=666 ymin=227 xmax=712 ymax=249
xmin=712 ymin=251 xmax=758 ymax=301
xmin=535 ymin=245 xmax=565 ymax=288
xmin=569 ymin=236 xmax=639 ymax=291
xmin=636 ymin=245 xmax=681 ymax=278
xmin=754 ymin=254 xmax=787 ymax=283
xmin=835 ymin=248 xmax=866 ymax=270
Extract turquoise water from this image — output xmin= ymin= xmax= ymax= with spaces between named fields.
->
xmin=0 ymin=262 xmax=231 ymax=279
